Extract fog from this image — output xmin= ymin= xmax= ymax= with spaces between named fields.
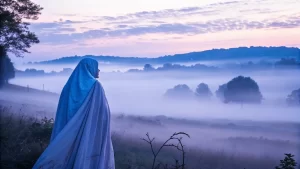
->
xmin=111 ymin=114 xmax=300 ymax=159
xmin=15 ymin=58 xmax=274 ymax=73
xmin=15 ymin=63 xmax=144 ymax=73
xmin=9 ymin=69 xmax=300 ymax=121
xmin=2 ymin=65 xmax=300 ymax=163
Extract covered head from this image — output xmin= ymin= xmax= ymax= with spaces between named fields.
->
xmin=74 ymin=57 xmax=99 ymax=79
xmin=50 ymin=58 xmax=99 ymax=141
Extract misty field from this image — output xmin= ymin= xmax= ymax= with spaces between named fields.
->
xmin=1 ymin=103 xmax=299 ymax=169
xmin=1 ymin=64 xmax=300 ymax=169
xmin=1 ymin=0 xmax=300 ymax=168
xmin=9 ymin=69 xmax=300 ymax=121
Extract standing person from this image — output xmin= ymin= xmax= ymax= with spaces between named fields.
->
xmin=33 ymin=58 xmax=115 ymax=169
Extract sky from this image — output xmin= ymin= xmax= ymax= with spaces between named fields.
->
xmin=12 ymin=0 xmax=300 ymax=62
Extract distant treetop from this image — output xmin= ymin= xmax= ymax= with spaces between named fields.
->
xmin=224 ymin=76 xmax=263 ymax=104
xmin=164 ymin=84 xmax=194 ymax=100
xmin=195 ymin=83 xmax=213 ymax=99
xmin=286 ymin=88 xmax=300 ymax=106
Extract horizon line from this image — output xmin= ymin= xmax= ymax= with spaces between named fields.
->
xmin=31 ymin=45 xmax=300 ymax=63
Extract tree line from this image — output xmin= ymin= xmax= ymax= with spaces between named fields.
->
xmin=164 ymin=76 xmax=300 ymax=106
xmin=128 ymin=60 xmax=300 ymax=73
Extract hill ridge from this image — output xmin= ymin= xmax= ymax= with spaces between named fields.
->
xmin=30 ymin=46 xmax=300 ymax=65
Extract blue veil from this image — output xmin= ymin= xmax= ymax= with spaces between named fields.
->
xmin=32 ymin=58 xmax=115 ymax=169
xmin=50 ymin=58 xmax=98 ymax=141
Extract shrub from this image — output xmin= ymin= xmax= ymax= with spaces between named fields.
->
xmin=0 ymin=106 xmax=53 ymax=169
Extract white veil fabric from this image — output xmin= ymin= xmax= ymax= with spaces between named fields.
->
xmin=32 ymin=58 xmax=115 ymax=169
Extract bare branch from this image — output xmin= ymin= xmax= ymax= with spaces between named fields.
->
xmin=141 ymin=132 xmax=190 ymax=169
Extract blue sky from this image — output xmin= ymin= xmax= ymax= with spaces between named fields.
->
xmin=13 ymin=0 xmax=300 ymax=62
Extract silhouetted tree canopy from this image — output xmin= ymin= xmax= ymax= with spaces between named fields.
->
xmin=164 ymin=84 xmax=194 ymax=99
xmin=195 ymin=83 xmax=213 ymax=99
xmin=15 ymin=67 xmax=74 ymax=77
xmin=125 ymin=57 xmax=299 ymax=73
xmin=275 ymin=153 xmax=297 ymax=169
xmin=223 ymin=76 xmax=263 ymax=104
xmin=0 ymin=0 xmax=43 ymax=57
xmin=0 ymin=46 xmax=15 ymax=86
xmin=143 ymin=64 xmax=155 ymax=71
xmin=0 ymin=0 xmax=42 ymax=87
xmin=286 ymin=88 xmax=300 ymax=106
xmin=275 ymin=58 xmax=300 ymax=69
xmin=162 ymin=63 xmax=173 ymax=69
xmin=215 ymin=83 xmax=227 ymax=101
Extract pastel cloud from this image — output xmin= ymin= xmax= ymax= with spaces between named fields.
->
xmin=19 ymin=0 xmax=300 ymax=60
xmin=31 ymin=15 xmax=300 ymax=44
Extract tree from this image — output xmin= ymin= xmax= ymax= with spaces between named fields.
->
xmin=0 ymin=0 xmax=43 ymax=57
xmin=0 ymin=0 xmax=42 ymax=87
xmin=162 ymin=63 xmax=172 ymax=69
xmin=0 ymin=46 xmax=15 ymax=86
xmin=286 ymin=88 xmax=300 ymax=106
xmin=164 ymin=84 xmax=194 ymax=100
xmin=0 ymin=47 xmax=5 ymax=86
xmin=275 ymin=58 xmax=300 ymax=69
xmin=223 ymin=76 xmax=263 ymax=104
xmin=143 ymin=64 xmax=155 ymax=71
xmin=275 ymin=153 xmax=297 ymax=169
xmin=195 ymin=83 xmax=213 ymax=99
xmin=215 ymin=83 xmax=227 ymax=102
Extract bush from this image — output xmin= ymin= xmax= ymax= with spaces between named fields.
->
xmin=0 ymin=106 xmax=53 ymax=169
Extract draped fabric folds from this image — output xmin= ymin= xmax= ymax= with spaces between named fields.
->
xmin=32 ymin=58 xmax=115 ymax=169
xmin=50 ymin=58 xmax=98 ymax=141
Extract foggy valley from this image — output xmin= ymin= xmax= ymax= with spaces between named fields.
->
xmin=1 ymin=0 xmax=300 ymax=168
xmin=8 ymin=66 xmax=300 ymax=121
xmin=1 ymin=61 xmax=299 ymax=168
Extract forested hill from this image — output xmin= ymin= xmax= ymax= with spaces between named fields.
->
xmin=31 ymin=46 xmax=300 ymax=65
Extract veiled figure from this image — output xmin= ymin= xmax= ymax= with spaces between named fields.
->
xmin=32 ymin=58 xmax=115 ymax=169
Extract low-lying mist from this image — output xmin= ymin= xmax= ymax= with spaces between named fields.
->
xmin=9 ymin=69 xmax=300 ymax=122
xmin=111 ymin=114 xmax=300 ymax=159
xmin=15 ymin=63 xmax=144 ymax=73
xmin=2 ymin=68 xmax=300 ymax=164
